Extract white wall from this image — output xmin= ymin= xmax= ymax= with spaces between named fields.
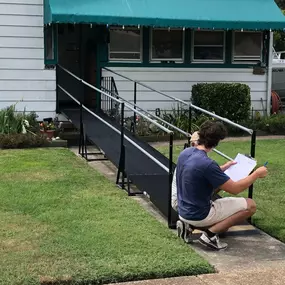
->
xmin=102 ymin=67 xmax=268 ymax=116
xmin=0 ymin=0 xmax=56 ymax=120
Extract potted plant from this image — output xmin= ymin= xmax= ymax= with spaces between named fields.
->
xmin=39 ymin=121 xmax=56 ymax=140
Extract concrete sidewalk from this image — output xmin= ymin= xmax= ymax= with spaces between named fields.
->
xmin=106 ymin=262 xmax=285 ymax=285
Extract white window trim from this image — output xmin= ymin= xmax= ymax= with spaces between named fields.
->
xmin=232 ymin=31 xmax=263 ymax=64
xmin=150 ymin=28 xmax=185 ymax=63
xmin=108 ymin=27 xmax=143 ymax=63
xmin=191 ymin=30 xmax=226 ymax=64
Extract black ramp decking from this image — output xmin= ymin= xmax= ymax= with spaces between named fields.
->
xmin=62 ymin=108 xmax=178 ymax=225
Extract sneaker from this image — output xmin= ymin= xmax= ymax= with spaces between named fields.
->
xmin=198 ymin=233 xmax=228 ymax=250
xmin=176 ymin=220 xmax=193 ymax=244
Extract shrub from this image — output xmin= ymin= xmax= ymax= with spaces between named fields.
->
xmin=0 ymin=104 xmax=38 ymax=134
xmin=162 ymin=105 xmax=200 ymax=136
xmin=0 ymin=133 xmax=47 ymax=149
xmin=249 ymin=114 xmax=285 ymax=134
xmin=192 ymin=83 xmax=251 ymax=122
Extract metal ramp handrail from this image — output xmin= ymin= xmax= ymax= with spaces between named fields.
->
xmin=102 ymin=67 xmax=253 ymax=135
xmin=101 ymin=67 xmax=257 ymax=202
xmin=57 ymin=64 xmax=178 ymax=227
xmin=58 ymin=65 xmax=172 ymax=135
xmin=58 ymin=84 xmax=170 ymax=172
xmin=101 ymin=81 xmax=234 ymax=162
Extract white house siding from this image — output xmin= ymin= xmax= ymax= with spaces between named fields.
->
xmin=102 ymin=67 xmax=268 ymax=117
xmin=0 ymin=0 xmax=56 ymax=120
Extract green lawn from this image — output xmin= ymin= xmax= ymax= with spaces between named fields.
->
xmin=0 ymin=149 xmax=213 ymax=285
xmin=158 ymin=139 xmax=285 ymax=243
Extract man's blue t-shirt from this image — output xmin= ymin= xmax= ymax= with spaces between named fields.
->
xmin=176 ymin=147 xmax=230 ymax=221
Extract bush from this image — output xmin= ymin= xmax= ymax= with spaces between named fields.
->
xmin=0 ymin=104 xmax=39 ymax=134
xmin=249 ymin=114 xmax=285 ymax=134
xmin=192 ymin=83 xmax=251 ymax=122
xmin=0 ymin=133 xmax=47 ymax=149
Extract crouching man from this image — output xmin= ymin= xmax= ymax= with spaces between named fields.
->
xmin=176 ymin=121 xmax=268 ymax=250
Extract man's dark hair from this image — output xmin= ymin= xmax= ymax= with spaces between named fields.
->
xmin=198 ymin=120 xmax=227 ymax=149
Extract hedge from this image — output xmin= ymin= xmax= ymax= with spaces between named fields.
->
xmin=0 ymin=133 xmax=47 ymax=149
xmin=192 ymin=83 xmax=251 ymax=122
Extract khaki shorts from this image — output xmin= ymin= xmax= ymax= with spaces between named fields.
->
xmin=179 ymin=197 xmax=248 ymax=228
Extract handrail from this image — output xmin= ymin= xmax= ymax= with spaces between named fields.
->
xmin=101 ymin=82 xmax=234 ymax=161
xmin=101 ymin=85 xmax=190 ymax=138
xmin=58 ymin=84 xmax=169 ymax=172
xmin=102 ymin=67 xmax=253 ymax=135
xmin=58 ymin=64 xmax=172 ymax=134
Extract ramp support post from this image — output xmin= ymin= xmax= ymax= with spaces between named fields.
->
xmin=248 ymin=130 xmax=256 ymax=200
xmin=131 ymin=82 xmax=137 ymax=134
xmin=116 ymin=103 xmax=127 ymax=189
xmin=248 ymin=130 xmax=256 ymax=223
xmin=188 ymin=105 xmax=192 ymax=145
xmin=168 ymin=133 xmax=174 ymax=228
xmin=79 ymin=103 xmax=84 ymax=158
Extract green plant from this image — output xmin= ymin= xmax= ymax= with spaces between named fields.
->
xmin=192 ymin=83 xmax=251 ymax=122
xmin=0 ymin=104 xmax=38 ymax=134
xmin=162 ymin=105 xmax=199 ymax=136
xmin=39 ymin=121 xmax=56 ymax=131
xmin=250 ymin=114 xmax=285 ymax=134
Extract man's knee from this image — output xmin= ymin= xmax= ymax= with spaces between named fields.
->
xmin=246 ymin=198 xmax=256 ymax=214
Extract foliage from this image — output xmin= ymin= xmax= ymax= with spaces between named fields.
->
xmin=0 ymin=133 xmax=47 ymax=149
xmin=161 ymin=105 xmax=200 ymax=137
xmin=192 ymin=83 xmax=251 ymax=122
xmin=248 ymin=114 xmax=285 ymax=134
xmin=39 ymin=121 xmax=56 ymax=131
xmin=275 ymin=0 xmax=285 ymax=10
xmin=0 ymin=104 xmax=38 ymax=135
xmin=0 ymin=149 xmax=213 ymax=284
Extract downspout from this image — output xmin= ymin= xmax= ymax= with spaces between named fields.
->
xmin=266 ymin=31 xmax=274 ymax=116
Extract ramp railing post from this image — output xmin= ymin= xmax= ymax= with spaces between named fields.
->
xmin=168 ymin=133 xmax=174 ymax=228
xmin=79 ymin=103 xmax=84 ymax=157
xmin=132 ymin=82 xmax=137 ymax=134
xmin=188 ymin=105 xmax=192 ymax=146
xmin=56 ymin=65 xmax=59 ymax=113
xmin=116 ymin=103 xmax=126 ymax=189
xmin=248 ymin=130 xmax=256 ymax=199
xmin=248 ymin=130 xmax=256 ymax=223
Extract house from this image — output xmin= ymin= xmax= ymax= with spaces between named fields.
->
xmin=1 ymin=0 xmax=285 ymax=120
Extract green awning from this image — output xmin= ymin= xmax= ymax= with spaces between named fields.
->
xmin=45 ymin=0 xmax=285 ymax=30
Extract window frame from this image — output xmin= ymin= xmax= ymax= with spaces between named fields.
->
xmin=44 ymin=24 xmax=58 ymax=66
xmin=150 ymin=28 xmax=185 ymax=63
xmin=108 ymin=26 xmax=143 ymax=63
xmin=191 ymin=30 xmax=226 ymax=64
xmin=232 ymin=31 xmax=263 ymax=64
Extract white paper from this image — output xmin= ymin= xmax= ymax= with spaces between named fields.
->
xmin=224 ymin=153 xmax=257 ymax=182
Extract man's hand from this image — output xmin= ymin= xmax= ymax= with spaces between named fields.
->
xmin=255 ymin=166 xmax=268 ymax=178
xmin=220 ymin=161 xmax=237 ymax=172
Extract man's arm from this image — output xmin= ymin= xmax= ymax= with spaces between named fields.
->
xmin=220 ymin=166 xmax=268 ymax=195
xmin=220 ymin=161 xmax=236 ymax=172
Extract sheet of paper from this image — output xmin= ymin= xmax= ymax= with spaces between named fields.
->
xmin=224 ymin=153 xmax=257 ymax=182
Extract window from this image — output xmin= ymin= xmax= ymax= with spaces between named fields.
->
xmin=151 ymin=29 xmax=184 ymax=62
xmin=109 ymin=27 xmax=142 ymax=61
xmin=44 ymin=24 xmax=57 ymax=65
xmin=233 ymin=32 xmax=262 ymax=63
xmin=192 ymin=30 xmax=225 ymax=62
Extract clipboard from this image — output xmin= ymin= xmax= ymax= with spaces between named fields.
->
xmin=224 ymin=153 xmax=257 ymax=182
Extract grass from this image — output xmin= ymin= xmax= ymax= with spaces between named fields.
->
xmin=0 ymin=149 xmax=213 ymax=285
xmin=158 ymin=139 xmax=285 ymax=243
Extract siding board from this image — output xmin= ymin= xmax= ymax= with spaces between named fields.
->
xmin=0 ymin=0 xmax=56 ymax=120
